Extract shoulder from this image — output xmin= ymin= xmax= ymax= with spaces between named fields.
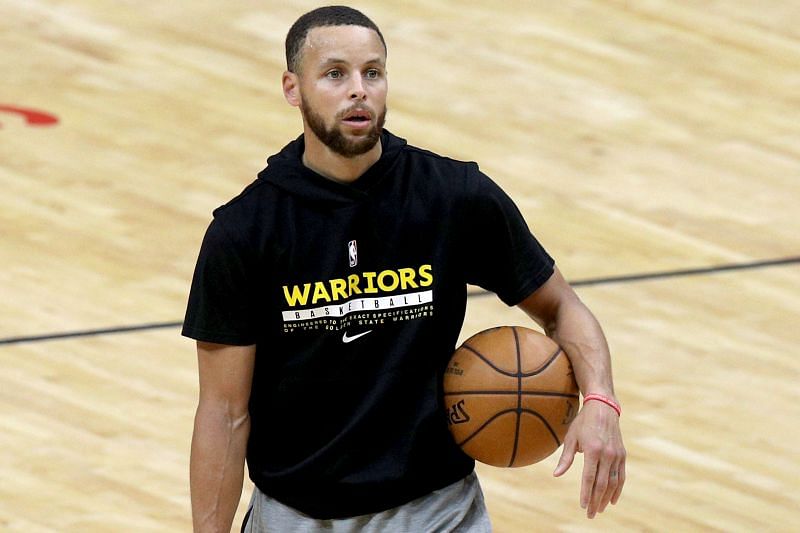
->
xmin=401 ymin=142 xmax=478 ymax=172
xmin=213 ymin=178 xmax=274 ymax=219
xmin=398 ymin=137 xmax=521 ymax=210
xmin=397 ymin=141 xmax=485 ymax=196
xmin=205 ymin=176 xmax=284 ymax=248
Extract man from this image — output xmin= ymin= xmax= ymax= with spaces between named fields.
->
xmin=184 ymin=6 xmax=625 ymax=532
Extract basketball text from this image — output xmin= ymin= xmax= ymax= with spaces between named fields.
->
xmin=446 ymin=399 xmax=470 ymax=425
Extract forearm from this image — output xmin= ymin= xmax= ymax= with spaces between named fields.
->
xmin=544 ymin=296 xmax=616 ymax=400
xmin=518 ymin=269 xmax=625 ymax=517
xmin=190 ymin=402 xmax=250 ymax=533
xmin=517 ymin=269 xmax=616 ymax=401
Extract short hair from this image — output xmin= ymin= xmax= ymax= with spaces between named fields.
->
xmin=285 ymin=6 xmax=387 ymax=73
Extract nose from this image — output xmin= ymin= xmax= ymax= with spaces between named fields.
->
xmin=349 ymin=76 xmax=366 ymax=101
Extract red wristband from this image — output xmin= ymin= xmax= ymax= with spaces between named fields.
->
xmin=583 ymin=394 xmax=621 ymax=416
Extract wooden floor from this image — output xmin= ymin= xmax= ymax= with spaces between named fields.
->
xmin=2 ymin=0 xmax=799 ymax=530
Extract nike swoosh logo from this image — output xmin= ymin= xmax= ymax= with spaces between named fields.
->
xmin=342 ymin=330 xmax=373 ymax=343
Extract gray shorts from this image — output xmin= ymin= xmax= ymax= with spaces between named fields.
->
xmin=241 ymin=472 xmax=492 ymax=533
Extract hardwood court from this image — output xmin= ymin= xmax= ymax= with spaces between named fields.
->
xmin=1 ymin=0 xmax=799 ymax=531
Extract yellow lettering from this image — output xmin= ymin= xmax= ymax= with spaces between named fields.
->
xmin=363 ymin=272 xmax=379 ymax=293
xmin=398 ymin=268 xmax=418 ymax=290
xmin=283 ymin=284 xmax=311 ymax=307
xmin=418 ymin=264 xmax=433 ymax=287
xmin=378 ymin=269 xmax=400 ymax=292
xmin=348 ymin=274 xmax=362 ymax=295
xmin=312 ymin=281 xmax=331 ymax=304
xmin=330 ymin=278 xmax=348 ymax=301
xmin=285 ymin=265 xmax=432 ymax=308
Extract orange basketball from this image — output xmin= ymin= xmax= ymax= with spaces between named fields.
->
xmin=443 ymin=326 xmax=579 ymax=467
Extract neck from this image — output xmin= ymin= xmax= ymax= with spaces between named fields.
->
xmin=301 ymin=133 xmax=383 ymax=184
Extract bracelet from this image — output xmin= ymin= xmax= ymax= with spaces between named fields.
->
xmin=583 ymin=394 xmax=621 ymax=416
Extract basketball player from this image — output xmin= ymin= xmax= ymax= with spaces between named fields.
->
xmin=184 ymin=6 xmax=625 ymax=532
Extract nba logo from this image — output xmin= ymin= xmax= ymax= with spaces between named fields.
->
xmin=348 ymin=240 xmax=358 ymax=267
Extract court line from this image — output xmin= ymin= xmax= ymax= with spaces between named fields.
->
xmin=1 ymin=255 xmax=797 ymax=346
xmin=473 ymin=254 xmax=800 ymax=294
xmin=0 ymin=322 xmax=182 ymax=346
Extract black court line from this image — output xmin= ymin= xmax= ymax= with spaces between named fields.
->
xmin=0 ymin=321 xmax=182 ymax=346
xmin=468 ymin=254 xmax=800 ymax=295
xmin=1 ymin=255 xmax=798 ymax=347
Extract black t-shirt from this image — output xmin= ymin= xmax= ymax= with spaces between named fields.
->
xmin=183 ymin=130 xmax=555 ymax=519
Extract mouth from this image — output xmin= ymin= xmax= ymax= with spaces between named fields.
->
xmin=341 ymin=109 xmax=372 ymax=127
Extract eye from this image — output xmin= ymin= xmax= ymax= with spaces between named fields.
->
xmin=365 ymin=68 xmax=381 ymax=79
xmin=326 ymin=69 xmax=343 ymax=80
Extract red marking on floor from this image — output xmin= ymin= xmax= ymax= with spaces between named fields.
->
xmin=0 ymin=104 xmax=60 ymax=128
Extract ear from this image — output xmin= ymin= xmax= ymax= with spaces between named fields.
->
xmin=283 ymin=71 xmax=301 ymax=107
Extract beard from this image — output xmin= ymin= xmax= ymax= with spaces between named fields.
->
xmin=301 ymin=101 xmax=387 ymax=158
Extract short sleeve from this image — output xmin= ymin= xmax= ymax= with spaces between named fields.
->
xmin=182 ymin=216 xmax=258 ymax=345
xmin=463 ymin=168 xmax=555 ymax=305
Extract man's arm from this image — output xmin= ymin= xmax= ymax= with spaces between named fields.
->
xmin=190 ymin=341 xmax=256 ymax=532
xmin=517 ymin=268 xmax=626 ymax=519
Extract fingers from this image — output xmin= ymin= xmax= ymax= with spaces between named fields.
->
xmin=585 ymin=450 xmax=626 ymax=519
xmin=595 ymin=462 xmax=618 ymax=516
xmin=610 ymin=460 xmax=626 ymax=506
xmin=580 ymin=454 xmax=597 ymax=514
xmin=553 ymin=436 xmax=577 ymax=478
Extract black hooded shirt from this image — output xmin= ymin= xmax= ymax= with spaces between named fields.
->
xmin=183 ymin=130 xmax=555 ymax=519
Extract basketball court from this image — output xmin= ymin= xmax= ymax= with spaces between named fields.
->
xmin=2 ymin=0 xmax=799 ymax=530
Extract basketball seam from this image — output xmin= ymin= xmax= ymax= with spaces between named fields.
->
xmin=509 ymin=326 xmax=522 ymax=467
xmin=519 ymin=409 xmax=562 ymax=446
xmin=456 ymin=409 xmax=563 ymax=457
xmin=443 ymin=390 xmax=579 ymax=398
xmin=456 ymin=409 xmax=517 ymax=447
xmin=461 ymin=339 xmax=564 ymax=378
xmin=520 ymin=347 xmax=565 ymax=377
xmin=461 ymin=344 xmax=515 ymax=376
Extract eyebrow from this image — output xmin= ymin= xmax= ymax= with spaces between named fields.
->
xmin=318 ymin=56 xmax=385 ymax=68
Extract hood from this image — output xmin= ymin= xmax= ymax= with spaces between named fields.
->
xmin=257 ymin=130 xmax=407 ymax=205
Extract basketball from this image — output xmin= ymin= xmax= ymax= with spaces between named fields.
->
xmin=443 ymin=326 xmax=579 ymax=467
